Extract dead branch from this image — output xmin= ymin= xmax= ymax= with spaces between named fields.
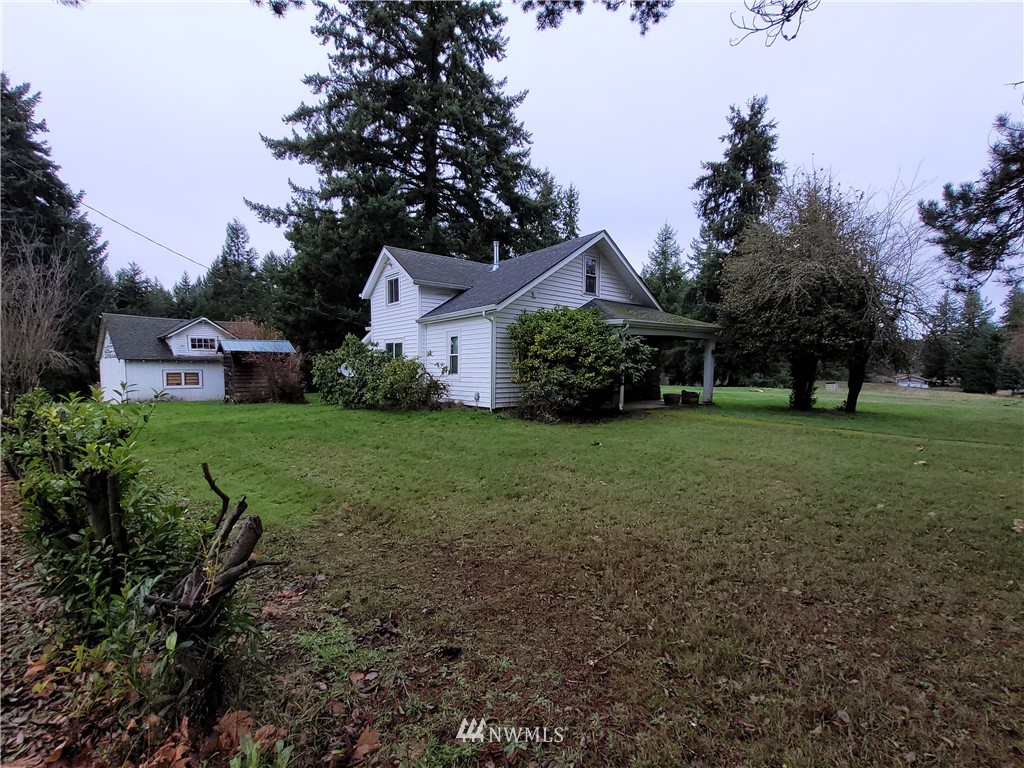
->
xmin=202 ymin=462 xmax=231 ymax=531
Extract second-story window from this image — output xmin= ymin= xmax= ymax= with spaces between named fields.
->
xmin=386 ymin=276 xmax=400 ymax=304
xmin=189 ymin=337 xmax=217 ymax=351
xmin=583 ymin=255 xmax=598 ymax=295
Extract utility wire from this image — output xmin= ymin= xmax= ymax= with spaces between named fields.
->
xmin=4 ymin=156 xmax=353 ymax=324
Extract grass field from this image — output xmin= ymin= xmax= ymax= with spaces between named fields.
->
xmin=136 ymin=386 xmax=1023 ymax=767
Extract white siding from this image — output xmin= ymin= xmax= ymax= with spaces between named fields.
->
xmin=123 ymin=360 xmax=225 ymax=402
xmin=98 ymin=333 xmax=127 ymax=401
xmin=491 ymin=246 xmax=639 ymax=408
xmin=368 ymin=263 xmax=420 ymax=357
xmin=165 ymin=320 xmax=232 ymax=358
xmin=422 ymin=315 xmax=492 ymax=409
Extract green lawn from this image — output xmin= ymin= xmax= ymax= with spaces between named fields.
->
xmin=136 ymin=386 xmax=1023 ymax=767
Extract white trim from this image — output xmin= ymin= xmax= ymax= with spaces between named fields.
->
xmin=418 ymin=304 xmax=500 ymax=324
xmin=162 ymin=369 xmax=204 ymax=388
xmin=583 ymin=253 xmax=599 ymax=296
xmin=159 ymin=317 xmax=234 ymax=340
xmin=495 ymin=232 xmax=605 ymax=312
xmin=188 ymin=335 xmax=219 ymax=351
xmin=386 ymin=276 xmax=401 ymax=305
xmin=447 ymin=332 xmax=461 ymax=378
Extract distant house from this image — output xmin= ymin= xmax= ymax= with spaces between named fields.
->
xmin=96 ymin=313 xmax=295 ymax=402
xmin=896 ymin=374 xmax=929 ymax=389
xmin=360 ymin=231 xmax=722 ymax=410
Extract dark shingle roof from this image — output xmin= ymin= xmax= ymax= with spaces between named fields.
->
xmin=101 ymin=314 xmax=190 ymax=361
xmin=384 ymin=246 xmax=492 ymax=289
xmin=420 ymin=232 xmax=603 ymax=318
xmin=582 ymin=299 xmax=722 ymax=334
xmin=99 ymin=313 xmax=260 ymax=361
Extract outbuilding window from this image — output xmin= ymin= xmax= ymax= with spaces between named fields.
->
xmin=164 ymin=371 xmax=202 ymax=387
xmin=189 ymin=337 xmax=218 ymax=351
xmin=386 ymin=277 xmax=400 ymax=305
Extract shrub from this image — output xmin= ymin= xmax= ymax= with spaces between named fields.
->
xmin=1 ymin=388 xmax=259 ymax=724
xmin=507 ymin=307 xmax=654 ymax=420
xmin=311 ymin=334 xmax=447 ymax=410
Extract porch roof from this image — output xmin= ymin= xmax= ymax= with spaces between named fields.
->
xmin=583 ymin=299 xmax=722 ymax=339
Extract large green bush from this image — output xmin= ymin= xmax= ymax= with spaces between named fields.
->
xmin=311 ymin=334 xmax=447 ymax=410
xmin=507 ymin=307 xmax=654 ymax=420
xmin=1 ymin=389 xmax=257 ymax=721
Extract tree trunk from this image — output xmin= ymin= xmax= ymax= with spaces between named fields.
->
xmin=789 ymin=355 xmax=818 ymax=410
xmin=845 ymin=348 xmax=869 ymax=414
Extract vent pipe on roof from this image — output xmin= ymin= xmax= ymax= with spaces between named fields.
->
xmin=492 ymin=240 xmax=499 ymax=271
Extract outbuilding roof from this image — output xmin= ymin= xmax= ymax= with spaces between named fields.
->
xmin=219 ymin=340 xmax=296 ymax=354
xmin=98 ymin=313 xmax=295 ymax=362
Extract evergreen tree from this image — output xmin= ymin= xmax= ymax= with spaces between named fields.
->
xmin=195 ymin=219 xmax=262 ymax=320
xmin=642 ymin=223 xmax=689 ymax=315
xmin=920 ymin=291 xmax=961 ymax=385
xmin=920 ymin=115 xmax=1023 ymax=289
xmin=996 ymin=286 xmax=1024 ymax=389
xmin=690 ymin=95 xmax=786 ymax=322
xmin=960 ymin=326 xmax=1002 ymax=394
xmin=558 ymin=183 xmax=581 ymax=239
xmin=250 ymin=1 xmax=562 ymax=354
xmin=111 ymin=262 xmax=174 ymax=317
xmin=1 ymin=73 xmax=111 ymax=393
xmin=172 ymin=272 xmax=202 ymax=317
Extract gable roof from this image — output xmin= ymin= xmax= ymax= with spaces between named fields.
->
xmin=385 ymin=246 xmax=491 ymax=289
xmin=420 ymin=232 xmax=605 ymax=319
xmin=99 ymin=313 xmax=242 ymax=362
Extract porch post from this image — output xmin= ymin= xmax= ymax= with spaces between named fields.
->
xmin=701 ymin=339 xmax=716 ymax=404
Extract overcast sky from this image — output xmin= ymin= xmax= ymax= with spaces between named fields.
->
xmin=3 ymin=0 xmax=1022 ymax=304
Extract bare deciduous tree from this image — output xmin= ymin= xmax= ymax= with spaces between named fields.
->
xmin=1 ymin=231 xmax=78 ymax=406
xmin=723 ymin=170 xmax=931 ymax=412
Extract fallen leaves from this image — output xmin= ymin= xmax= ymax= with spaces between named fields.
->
xmin=1013 ymin=519 xmax=1024 ymax=534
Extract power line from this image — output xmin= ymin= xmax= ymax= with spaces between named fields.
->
xmin=4 ymin=156 xmax=352 ymax=323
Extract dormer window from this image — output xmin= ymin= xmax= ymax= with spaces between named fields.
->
xmin=583 ymin=255 xmax=598 ymax=295
xmin=386 ymin=277 xmax=400 ymax=305
xmin=189 ymin=337 xmax=218 ymax=351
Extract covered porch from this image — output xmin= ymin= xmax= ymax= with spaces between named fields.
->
xmin=583 ymin=299 xmax=723 ymax=408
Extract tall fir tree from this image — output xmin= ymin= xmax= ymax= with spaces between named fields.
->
xmin=996 ymin=285 xmax=1024 ymax=390
xmin=249 ymin=1 xmax=562 ymax=354
xmin=690 ymin=95 xmax=786 ymax=322
xmin=172 ymin=272 xmax=202 ymax=317
xmin=111 ymin=262 xmax=174 ymax=317
xmin=642 ymin=223 xmax=689 ymax=315
xmin=920 ymin=291 xmax=961 ymax=385
xmin=195 ymin=219 xmax=262 ymax=321
xmin=1 ymin=73 xmax=111 ymax=393
xmin=558 ymin=183 xmax=581 ymax=239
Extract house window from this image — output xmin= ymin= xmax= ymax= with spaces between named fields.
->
xmin=386 ymin=277 xmax=400 ymax=305
xmin=189 ymin=337 xmax=218 ymax=351
xmin=449 ymin=335 xmax=459 ymax=375
xmin=164 ymin=371 xmax=202 ymax=387
xmin=385 ymin=342 xmax=404 ymax=359
xmin=583 ymin=255 xmax=598 ymax=295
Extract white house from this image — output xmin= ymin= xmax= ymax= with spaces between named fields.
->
xmin=95 ymin=314 xmax=295 ymax=402
xmin=360 ymin=231 xmax=722 ymax=410
xmin=896 ymin=374 xmax=929 ymax=389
